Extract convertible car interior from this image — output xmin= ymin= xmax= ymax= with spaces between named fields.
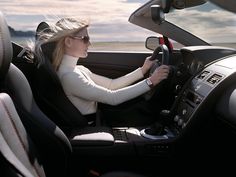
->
xmin=1 ymin=0 xmax=236 ymax=176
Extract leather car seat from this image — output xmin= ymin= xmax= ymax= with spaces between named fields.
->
xmin=0 ymin=11 xmax=72 ymax=177
xmin=33 ymin=46 xmax=89 ymax=132
xmin=0 ymin=11 xmax=148 ymax=177
xmin=16 ymin=21 xmax=89 ymax=133
xmin=0 ymin=93 xmax=46 ymax=177
xmin=0 ymin=93 xmax=146 ymax=177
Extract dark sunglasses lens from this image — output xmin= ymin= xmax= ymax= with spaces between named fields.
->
xmin=83 ymin=36 xmax=89 ymax=43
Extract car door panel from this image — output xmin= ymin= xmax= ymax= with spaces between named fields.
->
xmin=77 ymin=51 xmax=151 ymax=78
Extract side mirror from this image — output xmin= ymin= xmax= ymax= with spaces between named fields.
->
xmin=145 ymin=36 xmax=174 ymax=51
xmin=145 ymin=36 xmax=161 ymax=51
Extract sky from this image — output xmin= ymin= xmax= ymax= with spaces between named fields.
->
xmin=0 ymin=0 xmax=235 ymax=43
xmin=0 ymin=0 xmax=153 ymax=42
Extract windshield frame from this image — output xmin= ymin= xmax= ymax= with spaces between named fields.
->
xmin=129 ymin=0 xmax=236 ymax=48
xmin=129 ymin=0 xmax=209 ymax=46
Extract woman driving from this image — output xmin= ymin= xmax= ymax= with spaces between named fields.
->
xmin=34 ymin=17 xmax=169 ymax=121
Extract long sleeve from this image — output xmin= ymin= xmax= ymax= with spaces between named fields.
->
xmin=79 ymin=66 xmax=144 ymax=90
xmin=57 ymin=54 xmax=149 ymax=115
xmin=60 ymin=71 xmax=150 ymax=106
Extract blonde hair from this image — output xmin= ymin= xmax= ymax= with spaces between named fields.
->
xmin=34 ymin=17 xmax=89 ymax=70
xmin=52 ymin=37 xmax=66 ymax=71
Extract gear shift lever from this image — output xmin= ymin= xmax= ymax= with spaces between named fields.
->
xmin=145 ymin=122 xmax=165 ymax=135
xmin=145 ymin=110 xmax=171 ymax=136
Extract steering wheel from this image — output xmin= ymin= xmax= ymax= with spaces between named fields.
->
xmin=145 ymin=44 xmax=170 ymax=100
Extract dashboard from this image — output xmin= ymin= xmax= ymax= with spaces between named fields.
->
xmin=180 ymin=46 xmax=236 ymax=76
xmin=172 ymin=46 xmax=236 ymax=136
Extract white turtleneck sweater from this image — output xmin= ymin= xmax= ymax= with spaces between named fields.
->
xmin=57 ymin=54 xmax=150 ymax=115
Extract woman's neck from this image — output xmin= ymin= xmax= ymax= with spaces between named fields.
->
xmin=61 ymin=54 xmax=79 ymax=67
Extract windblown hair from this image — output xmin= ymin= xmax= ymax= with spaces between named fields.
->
xmin=52 ymin=37 xmax=66 ymax=71
xmin=34 ymin=17 xmax=89 ymax=70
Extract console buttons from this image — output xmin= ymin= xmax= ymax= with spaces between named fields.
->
xmin=195 ymin=98 xmax=202 ymax=105
xmin=174 ymin=115 xmax=180 ymax=122
xmin=182 ymin=109 xmax=187 ymax=115
xmin=207 ymin=74 xmax=223 ymax=85
xmin=197 ymin=70 xmax=210 ymax=80
xmin=178 ymin=119 xmax=183 ymax=126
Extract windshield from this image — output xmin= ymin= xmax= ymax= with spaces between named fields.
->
xmin=166 ymin=1 xmax=236 ymax=48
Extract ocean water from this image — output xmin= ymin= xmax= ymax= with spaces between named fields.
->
xmin=11 ymin=36 xmax=150 ymax=52
xmin=11 ymin=36 xmax=236 ymax=51
xmin=12 ymin=37 xmax=35 ymax=47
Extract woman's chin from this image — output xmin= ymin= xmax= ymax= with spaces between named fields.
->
xmin=82 ymin=53 xmax=88 ymax=58
xmin=77 ymin=51 xmax=88 ymax=58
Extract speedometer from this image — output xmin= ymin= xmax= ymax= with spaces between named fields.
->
xmin=189 ymin=60 xmax=204 ymax=75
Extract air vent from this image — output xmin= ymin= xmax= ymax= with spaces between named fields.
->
xmin=207 ymin=74 xmax=223 ymax=85
xmin=197 ymin=70 xmax=210 ymax=80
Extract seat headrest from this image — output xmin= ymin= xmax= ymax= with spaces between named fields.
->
xmin=35 ymin=21 xmax=56 ymax=61
xmin=35 ymin=21 xmax=51 ymax=40
xmin=0 ymin=11 xmax=12 ymax=80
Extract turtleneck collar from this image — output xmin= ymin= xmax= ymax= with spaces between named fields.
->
xmin=60 ymin=54 xmax=79 ymax=68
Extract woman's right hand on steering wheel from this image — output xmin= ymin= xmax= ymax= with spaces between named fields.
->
xmin=149 ymin=65 xmax=170 ymax=86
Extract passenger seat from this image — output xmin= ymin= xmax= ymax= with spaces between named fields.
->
xmin=0 ymin=93 xmax=146 ymax=177
xmin=0 ymin=93 xmax=46 ymax=177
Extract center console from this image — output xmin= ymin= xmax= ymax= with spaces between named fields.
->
xmin=71 ymin=126 xmax=175 ymax=157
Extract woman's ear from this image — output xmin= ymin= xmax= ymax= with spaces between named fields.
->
xmin=64 ymin=37 xmax=72 ymax=48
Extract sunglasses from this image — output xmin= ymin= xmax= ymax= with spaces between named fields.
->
xmin=70 ymin=35 xmax=90 ymax=43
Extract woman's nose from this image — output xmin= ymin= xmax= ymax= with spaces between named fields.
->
xmin=88 ymin=41 xmax=91 ymax=46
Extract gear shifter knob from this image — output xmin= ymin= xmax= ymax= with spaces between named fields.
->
xmin=159 ymin=109 xmax=172 ymax=126
xmin=160 ymin=109 xmax=170 ymax=116
xmin=143 ymin=109 xmax=172 ymax=136
xmin=145 ymin=122 xmax=165 ymax=136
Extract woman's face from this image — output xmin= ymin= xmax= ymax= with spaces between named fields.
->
xmin=64 ymin=27 xmax=91 ymax=58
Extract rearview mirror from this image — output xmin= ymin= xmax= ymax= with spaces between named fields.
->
xmin=172 ymin=0 xmax=206 ymax=9
xmin=151 ymin=5 xmax=165 ymax=24
xmin=161 ymin=0 xmax=172 ymax=13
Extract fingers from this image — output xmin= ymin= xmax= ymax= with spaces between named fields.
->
xmin=150 ymin=65 xmax=170 ymax=85
xmin=155 ymin=65 xmax=169 ymax=75
xmin=159 ymin=65 xmax=169 ymax=70
xmin=158 ymin=72 xmax=169 ymax=80
xmin=146 ymin=56 xmax=155 ymax=64
xmin=154 ymin=65 xmax=170 ymax=80
xmin=146 ymin=56 xmax=152 ymax=60
xmin=142 ymin=57 xmax=157 ymax=75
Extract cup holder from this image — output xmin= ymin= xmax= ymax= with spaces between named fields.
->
xmin=140 ymin=127 xmax=174 ymax=140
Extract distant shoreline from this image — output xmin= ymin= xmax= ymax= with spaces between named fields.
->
xmin=9 ymin=26 xmax=34 ymax=37
xmin=11 ymin=36 xmax=236 ymax=51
